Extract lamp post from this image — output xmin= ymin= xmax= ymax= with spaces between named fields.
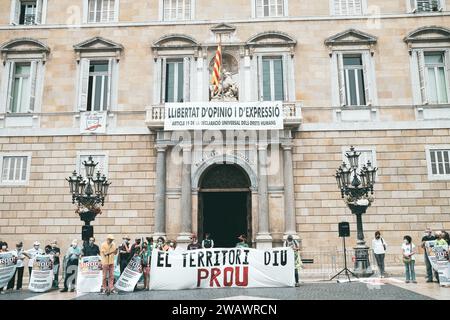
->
xmin=66 ymin=156 xmax=111 ymax=241
xmin=335 ymin=146 xmax=378 ymax=277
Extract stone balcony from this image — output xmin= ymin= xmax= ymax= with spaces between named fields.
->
xmin=145 ymin=101 xmax=302 ymax=130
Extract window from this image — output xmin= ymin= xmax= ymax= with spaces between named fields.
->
xmin=87 ymin=61 xmax=110 ymax=111
xmin=332 ymin=0 xmax=363 ymax=15
xmin=165 ymin=60 xmax=184 ymax=103
xmin=5 ymin=61 xmax=39 ymax=114
xmin=424 ymin=52 xmax=449 ymax=104
xmin=10 ymin=0 xmax=45 ymax=25
xmin=77 ymin=153 xmax=108 ymax=176
xmin=343 ymin=54 xmax=366 ymax=106
xmin=0 ymin=153 xmax=32 ymax=185
xmin=255 ymin=0 xmax=285 ymax=17
xmin=426 ymin=146 xmax=450 ymax=180
xmin=88 ymin=0 xmax=117 ymax=23
xmin=163 ymin=0 xmax=192 ymax=21
xmin=411 ymin=0 xmax=444 ymax=12
xmin=261 ymin=57 xmax=284 ymax=101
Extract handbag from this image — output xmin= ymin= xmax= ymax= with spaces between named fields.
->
xmin=381 ymin=238 xmax=386 ymax=251
xmin=403 ymin=243 xmax=412 ymax=263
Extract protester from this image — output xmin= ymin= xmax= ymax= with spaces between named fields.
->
xmin=167 ymin=240 xmax=176 ymax=251
xmin=442 ymin=230 xmax=450 ymax=245
xmin=48 ymin=240 xmax=61 ymax=289
xmin=154 ymin=237 xmax=165 ymax=251
xmin=371 ymin=231 xmax=387 ymax=277
xmin=402 ymin=235 xmax=417 ymax=283
xmin=130 ymin=237 xmax=142 ymax=257
xmin=118 ymin=235 xmax=131 ymax=275
xmin=202 ymin=233 xmax=214 ymax=249
xmin=435 ymin=231 xmax=448 ymax=246
xmin=10 ymin=242 xmax=26 ymax=290
xmin=0 ymin=242 xmax=16 ymax=294
xmin=100 ymin=234 xmax=118 ymax=295
xmin=421 ymin=228 xmax=437 ymax=283
xmin=146 ymin=237 xmax=154 ymax=250
xmin=284 ymin=235 xmax=302 ymax=287
xmin=61 ymin=239 xmax=81 ymax=292
xmin=187 ymin=234 xmax=202 ymax=250
xmin=140 ymin=241 xmax=151 ymax=291
xmin=25 ymin=241 xmax=44 ymax=280
xmin=236 ymin=235 xmax=249 ymax=248
xmin=81 ymin=237 xmax=100 ymax=257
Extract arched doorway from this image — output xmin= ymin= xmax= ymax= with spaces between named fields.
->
xmin=198 ymin=164 xmax=252 ymax=248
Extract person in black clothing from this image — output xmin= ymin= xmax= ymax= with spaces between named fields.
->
xmin=81 ymin=237 xmax=100 ymax=257
xmin=48 ymin=240 xmax=61 ymax=289
xmin=9 ymin=242 xmax=25 ymax=291
xmin=130 ymin=238 xmax=142 ymax=257
xmin=187 ymin=234 xmax=202 ymax=250
xmin=421 ymin=228 xmax=437 ymax=283
xmin=202 ymin=233 xmax=214 ymax=249
xmin=118 ymin=235 xmax=131 ymax=275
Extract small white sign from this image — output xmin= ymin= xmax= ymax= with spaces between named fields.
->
xmin=80 ymin=112 xmax=107 ymax=134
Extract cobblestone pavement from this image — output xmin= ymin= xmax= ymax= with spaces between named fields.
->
xmin=0 ymin=281 xmax=435 ymax=300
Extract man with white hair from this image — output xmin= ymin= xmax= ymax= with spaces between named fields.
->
xmin=25 ymin=241 xmax=44 ymax=280
xmin=61 ymin=239 xmax=81 ymax=292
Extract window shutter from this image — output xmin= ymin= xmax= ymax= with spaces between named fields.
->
xmin=183 ymin=57 xmax=190 ymax=102
xmin=161 ymin=58 xmax=167 ymax=103
xmin=5 ymin=61 xmax=15 ymax=112
xmin=362 ymin=51 xmax=372 ymax=106
xmin=262 ymin=59 xmax=271 ymax=101
xmin=274 ymin=58 xmax=284 ymax=101
xmin=337 ymin=53 xmax=346 ymax=106
xmin=28 ymin=60 xmax=38 ymax=112
xmin=410 ymin=50 xmax=422 ymax=105
xmin=417 ymin=49 xmax=428 ymax=105
xmin=257 ymin=56 xmax=264 ymax=101
xmin=10 ymin=0 xmax=20 ymax=25
xmin=282 ymin=53 xmax=288 ymax=101
xmin=106 ymin=58 xmax=113 ymax=110
xmin=410 ymin=0 xmax=417 ymax=12
xmin=36 ymin=0 xmax=43 ymax=24
xmin=78 ymin=58 xmax=90 ymax=111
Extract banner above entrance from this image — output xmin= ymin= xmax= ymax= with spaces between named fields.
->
xmin=164 ymin=101 xmax=284 ymax=131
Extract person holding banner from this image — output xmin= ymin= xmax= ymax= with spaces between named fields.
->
xmin=236 ymin=235 xmax=249 ymax=248
xmin=154 ymin=237 xmax=166 ymax=251
xmin=0 ymin=242 xmax=17 ymax=294
xmin=284 ymin=235 xmax=302 ymax=287
xmin=187 ymin=234 xmax=202 ymax=250
xmin=118 ymin=235 xmax=131 ymax=275
xmin=81 ymin=237 xmax=100 ymax=257
xmin=61 ymin=239 xmax=81 ymax=292
xmin=140 ymin=241 xmax=151 ymax=290
xmin=202 ymin=233 xmax=214 ymax=249
xmin=422 ymin=228 xmax=437 ymax=283
xmin=402 ymin=235 xmax=417 ymax=283
xmin=100 ymin=234 xmax=118 ymax=295
xmin=25 ymin=241 xmax=44 ymax=280
xmin=10 ymin=242 xmax=26 ymax=290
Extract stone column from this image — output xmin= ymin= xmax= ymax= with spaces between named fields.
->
xmin=153 ymin=144 xmax=167 ymax=240
xmin=177 ymin=144 xmax=192 ymax=247
xmin=282 ymin=142 xmax=298 ymax=240
xmin=256 ymin=143 xmax=272 ymax=249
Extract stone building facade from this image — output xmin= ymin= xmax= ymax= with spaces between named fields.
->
xmin=0 ymin=0 xmax=450 ymax=254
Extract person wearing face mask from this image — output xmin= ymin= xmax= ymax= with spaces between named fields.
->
xmin=81 ymin=237 xmax=100 ymax=257
xmin=1 ymin=242 xmax=17 ymax=294
xmin=25 ymin=241 xmax=44 ymax=281
xmin=154 ymin=237 xmax=165 ymax=251
xmin=402 ymin=235 xmax=417 ymax=284
xmin=10 ymin=242 xmax=26 ymax=290
xmin=421 ymin=228 xmax=437 ymax=283
xmin=47 ymin=240 xmax=61 ymax=289
xmin=130 ymin=238 xmax=143 ymax=257
xmin=187 ymin=234 xmax=202 ymax=250
xmin=61 ymin=239 xmax=81 ymax=292
xmin=371 ymin=231 xmax=387 ymax=277
xmin=166 ymin=240 xmax=176 ymax=251
xmin=118 ymin=235 xmax=131 ymax=275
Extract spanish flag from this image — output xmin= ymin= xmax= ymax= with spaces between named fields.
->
xmin=211 ymin=44 xmax=222 ymax=94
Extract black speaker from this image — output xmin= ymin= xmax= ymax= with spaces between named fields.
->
xmin=82 ymin=225 xmax=93 ymax=241
xmin=338 ymin=222 xmax=350 ymax=237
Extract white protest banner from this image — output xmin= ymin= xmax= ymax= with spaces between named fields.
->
xmin=29 ymin=255 xmax=53 ymax=292
xmin=164 ymin=101 xmax=284 ymax=131
xmin=150 ymin=248 xmax=294 ymax=291
xmin=76 ymin=255 xmax=103 ymax=293
xmin=426 ymin=241 xmax=450 ymax=286
xmin=115 ymin=256 xmax=143 ymax=292
xmin=0 ymin=251 xmax=17 ymax=288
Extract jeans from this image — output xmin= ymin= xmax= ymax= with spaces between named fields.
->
xmin=8 ymin=267 xmax=24 ymax=290
xmin=404 ymin=260 xmax=416 ymax=281
xmin=424 ymin=252 xmax=433 ymax=281
xmin=374 ymin=253 xmax=385 ymax=275
xmin=102 ymin=264 xmax=115 ymax=291
xmin=53 ymin=264 xmax=60 ymax=287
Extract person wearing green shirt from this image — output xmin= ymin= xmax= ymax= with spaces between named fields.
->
xmin=236 ymin=235 xmax=249 ymax=248
xmin=140 ymin=241 xmax=152 ymax=291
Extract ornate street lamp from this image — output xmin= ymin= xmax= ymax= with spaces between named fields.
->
xmin=66 ymin=156 xmax=111 ymax=240
xmin=335 ymin=146 xmax=378 ymax=277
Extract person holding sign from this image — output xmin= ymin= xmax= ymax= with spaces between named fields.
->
xmin=422 ymin=228 xmax=437 ymax=283
xmin=25 ymin=241 xmax=44 ymax=281
xmin=10 ymin=242 xmax=26 ymax=291
xmin=236 ymin=235 xmax=249 ymax=248
xmin=284 ymin=235 xmax=302 ymax=287
xmin=402 ymin=235 xmax=417 ymax=283
xmin=100 ymin=234 xmax=118 ymax=295
xmin=61 ymin=239 xmax=81 ymax=292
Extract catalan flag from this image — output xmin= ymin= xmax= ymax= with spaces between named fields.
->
xmin=211 ymin=44 xmax=222 ymax=94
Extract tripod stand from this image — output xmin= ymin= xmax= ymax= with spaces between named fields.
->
xmin=330 ymin=236 xmax=359 ymax=282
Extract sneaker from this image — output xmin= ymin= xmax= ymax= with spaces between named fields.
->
xmin=60 ymin=288 xmax=68 ymax=292
xmin=426 ymin=279 xmax=433 ymax=283
xmin=70 ymin=288 xmax=75 ymax=292
xmin=295 ymin=283 xmax=300 ymax=287
xmin=110 ymin=289 xmax=117 ymax=294
xmin=405 ymin=280 xmax=410 ymax=283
